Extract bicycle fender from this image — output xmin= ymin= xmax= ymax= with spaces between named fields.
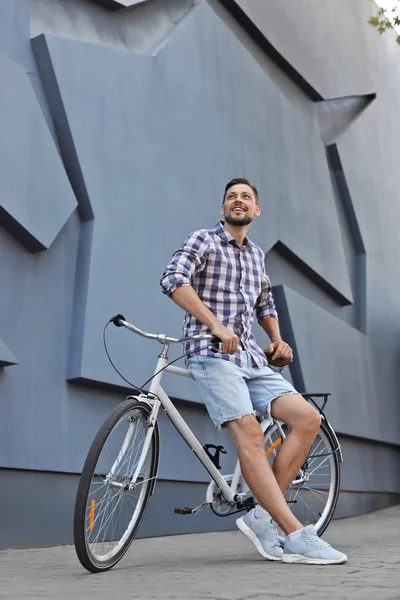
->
xmin=125 ymin=395 xmax=160 ymax=495
xmin=321 ymin=415 xmax=343 ymax=463
xmin=149 ymin=420 xmax=160 ymax=496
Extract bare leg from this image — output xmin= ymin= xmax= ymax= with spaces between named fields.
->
xmin=270 ymin=394 xmax=321 ymax=493
xmin=227 ymin=415 xmax=302 ymax=535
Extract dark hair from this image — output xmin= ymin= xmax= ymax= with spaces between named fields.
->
xmin=223 ymin=178 xmax=259 ymax=204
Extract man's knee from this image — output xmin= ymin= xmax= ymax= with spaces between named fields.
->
xmin=226 ymin=414 xmax=265 ymax=451
xmin=272 ymin=394 xmax=321 ymax=434
xmin=294 ymin=402 xmax=321 ymax=435
xmin=309 ymin=406 xmax=322 ymax=430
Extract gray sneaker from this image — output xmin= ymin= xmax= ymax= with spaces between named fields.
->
xmin=236 ymin=508 xmax=283 ymax=560
xmin=282 ymin=525 xmax=347 ymax=565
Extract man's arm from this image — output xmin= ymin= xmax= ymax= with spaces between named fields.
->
xmin=160 ymin=231 xmax=210 ymax=298
xmin=260 ymin=316 xmax=282 ymax=344
xmin=171 ymin=286 xmax=239 ymax=355
xmin=256 ymin=263 xmax=293 ymax=364
xmin=160 ymin=231 xmax=238 ymax=354
xmin=260 ymin=316 xmax=293 ymax=363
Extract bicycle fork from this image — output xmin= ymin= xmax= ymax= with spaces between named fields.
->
xmin=128 ymin=398 xmax=161 ymax=490
xmin=106 ymin=395 xmax=160 ymax=490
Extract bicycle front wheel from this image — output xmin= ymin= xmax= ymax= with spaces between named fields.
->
xmin=264 ymin=418 xmax=340 ymax=537
xmin=74 ymin=399 xmax=158 ymax=572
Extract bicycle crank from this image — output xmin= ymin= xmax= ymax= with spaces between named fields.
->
xmin=174 ymin=501 xmax=209 ymax=515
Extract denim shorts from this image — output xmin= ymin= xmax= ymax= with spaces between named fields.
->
xmin=187 ymin=352 xmax=299 ymax=430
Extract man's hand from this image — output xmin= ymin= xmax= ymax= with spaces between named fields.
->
xmin=265 ymin=340 xmax=293 ymax=367
xmin=170 ymin=287 xmax=239 ymax=355
xmin=211 ymin=323 xmax=239 ymax=355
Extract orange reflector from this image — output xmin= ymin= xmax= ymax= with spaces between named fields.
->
xmin=89 ymin=499 xmax=95 ymax=532
xmin=265 ymin=438 xmax=282 ymax=458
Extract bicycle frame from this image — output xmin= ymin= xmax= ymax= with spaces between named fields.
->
xmin=139 ymin=349 xmax=263 ymax=506
xmin=113 ymin=339 xmax=272 ymax=506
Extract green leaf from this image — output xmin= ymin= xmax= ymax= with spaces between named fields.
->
xmin=368 ymin=2 xmax=400 ymax=45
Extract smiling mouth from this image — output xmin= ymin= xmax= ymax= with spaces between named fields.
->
xmin=232 ymin=207 xmax=246 ymax=213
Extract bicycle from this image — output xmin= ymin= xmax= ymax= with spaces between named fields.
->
xmin=73 ymin=314 xmax=343 ymax=573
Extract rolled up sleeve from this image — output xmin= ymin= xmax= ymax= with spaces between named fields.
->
xmin=160 ymin=230 xmax=210 ymax=297
xmin=256 ymin=267 xmax=279 ymax=323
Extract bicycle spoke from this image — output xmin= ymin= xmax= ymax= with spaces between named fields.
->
xmin=303 ymin=486 xmax=330 ymax=501
xmin=294 ymin=492 xmax=320 ymax=522
xmin=308 ymin=454 xmax=331 ymax=477
xmin=264 ymin=421 xmax=339 ymax=538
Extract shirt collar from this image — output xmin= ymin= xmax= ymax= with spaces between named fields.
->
xmin=213 ymin=221 xmax=254 ymax=248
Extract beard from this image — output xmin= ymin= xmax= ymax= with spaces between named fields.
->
xmin=225 ymin=213 xmax=253 ymax=226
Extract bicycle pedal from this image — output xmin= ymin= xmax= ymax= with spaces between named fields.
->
xmin=174 ymin=507 xmax=193 ymax=515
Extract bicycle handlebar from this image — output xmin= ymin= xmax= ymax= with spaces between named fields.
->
xmin=109 ymin=314 xmax=215 ymax=345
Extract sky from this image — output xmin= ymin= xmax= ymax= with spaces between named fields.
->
xmin=374 ymin=0 xmax=400 ymax=32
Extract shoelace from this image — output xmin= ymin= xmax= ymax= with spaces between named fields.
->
xmin=302 ymin=533 xmax=330 ymax=549
xmin=265 ymin=521 xmax=281 ymax=546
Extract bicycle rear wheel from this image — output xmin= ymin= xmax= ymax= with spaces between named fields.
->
xmin=74 ymin=398 xmax=158 ymax=572
xmin=264 ymin=418 xmax=340 ymax=537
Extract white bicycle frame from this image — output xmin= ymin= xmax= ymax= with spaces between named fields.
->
xmin=113 ymin=317 xmax=275 ymax=510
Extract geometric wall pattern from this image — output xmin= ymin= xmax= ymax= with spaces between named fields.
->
xmin=1 ymin=0 xmax=399 ymax=546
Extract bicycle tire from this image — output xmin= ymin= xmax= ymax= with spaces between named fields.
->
xmin=264 ymin=418 xmax=340 ymax=537
xmin=74 ymin=398 xmax=159 ymax=573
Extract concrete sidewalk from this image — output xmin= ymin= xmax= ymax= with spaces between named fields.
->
xmin=0 ymin=505 xmax=399 ymax=600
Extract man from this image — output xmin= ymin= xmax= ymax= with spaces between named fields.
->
xmin=160 ymin=178 xmax=347 ymax=565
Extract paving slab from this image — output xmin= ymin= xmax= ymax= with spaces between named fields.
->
xmin=0 ymin=505 xmax=399 ymax=600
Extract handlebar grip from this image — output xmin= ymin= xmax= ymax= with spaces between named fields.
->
xmin=210 ymin=336 xmax=223 ymax=353
xmin=109 ymin=314 xmax=126 ymax=327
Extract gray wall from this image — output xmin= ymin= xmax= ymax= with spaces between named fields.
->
xmin=0 ymin=0 xmax=399 ymax=548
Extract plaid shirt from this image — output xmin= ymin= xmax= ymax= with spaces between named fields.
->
xmin=160 ymin=221 xmax=278 ymax=367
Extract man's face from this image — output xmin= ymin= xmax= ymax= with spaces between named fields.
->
xmin=221 ymin=183 xmax=261 ymax=226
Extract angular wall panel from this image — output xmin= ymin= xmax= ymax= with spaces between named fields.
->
xmin=94 ymin=0 xmax=149 ymax=8
xmin=0 ymin=338 xmax=18 ymax=367
xmin=0 ymin=54 xmax=77 ymax=251
xmin=0 ymin=0 xmax=36 ymax=72
xmin=221 ymin=0 xmax=374 ymax=99
xmin=31 ymin=0 xmax=199 ymax=56
xmin=315 ymin=94 xmax=376 ymax=145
